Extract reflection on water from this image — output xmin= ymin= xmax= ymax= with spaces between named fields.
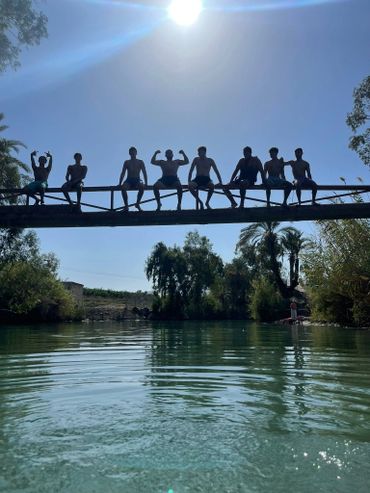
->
xmin=0 ymin=321 xmax=370 ymax=492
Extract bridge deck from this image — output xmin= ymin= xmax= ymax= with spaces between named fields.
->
xmin=0 ymin=185 xmax=369 ymax=228
xmin=0 ymin=202 xmax=369 ymax=229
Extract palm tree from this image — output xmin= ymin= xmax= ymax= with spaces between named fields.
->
xmin=0 ymin=113 xmax=29 ymax=203
xmin=280 ymin=228 xmax=310 ymax=286
xmin=237 ymin=222 xmax=307 ymax=299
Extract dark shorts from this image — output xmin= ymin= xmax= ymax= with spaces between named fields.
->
xmin=266 ymin=177 xmax=292 ymax=188
xmin=124 ymin=177 xmax=142 ymax=189
xmin=62 ymin=180 xmax=83 ymax=191
xmin=158 ymin=176 xmax=181 ymax=187
xmin=192 ymin=175 xmax=213 ymax=187
xmin=295 ymin=177 xmax=317 ymax=188
xmin=25 ymin=181 xmax=48 ymax=193
xmin=234 ymin=177 xmax=256 ymax=186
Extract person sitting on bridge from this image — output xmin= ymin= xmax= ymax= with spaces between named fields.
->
xmin=118 ymin=147 xmax=148 ymax=212
xmin=151 ymin=149 xmax=189 ymax=211
xmin=264 ymin=147 xmax=293 ymax=207
xmin=61 ymin=153 xmax=88 ymax=207
xmin=288 ymin=148 xmax=319 ymax=206
xmin=229 ymin=146 xmax=266 ymax=208
xmin=24 ymin=150 xmax=52 ymax=205
xmin=188 ymin=146 xmax=237 ymax=210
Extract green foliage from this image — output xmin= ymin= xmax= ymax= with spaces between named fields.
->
xmin=146 ymin=231 xmax=225 ymax=319
xmin=303 ymin=216 xmax=370 ymax=326
xmin=346 ymin=75 xmax=370 ymax=165
xmin=0 ymin=0 xmax=48 ymax=72
xmin=0 ymin=261 xmax=76 ymax=319
xmin=236 ymin=222 xmax=306 ymax=299
xmin=83 ymin=287 xmax=149 ymax=299
xmin=249 ymin=277 xmax=286 ymax=322
xmin=0 ymin=113 xmax=30 ymax=199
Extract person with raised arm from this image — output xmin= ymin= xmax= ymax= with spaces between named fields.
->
xmin=188 ymin=146 xmax=237 ymax=210
xmin=61 ymin=153 xmax=88 ymax=207
xmin=264 ymin=147 xmax=293 ymax=207
xmin=229 ymin=146 xmax=266 ymax=208
xmin=151 ymin=149 xmax=189 ymax=211
xmin=118 ymin=147 xmax=148 ymax=212
xmin=288 ymin=148 xmax=319 ymax=206
xmin=24 ymin=150 xmax=53 ymax=205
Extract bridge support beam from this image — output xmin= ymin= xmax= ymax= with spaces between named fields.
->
xmin=0 ymin=202 xmax=370 ymax=229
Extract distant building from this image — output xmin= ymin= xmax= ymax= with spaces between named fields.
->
xmin=62 ymin=282 xmax=84 ymax=302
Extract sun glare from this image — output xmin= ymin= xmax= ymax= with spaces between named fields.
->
xmin=168 ymin=0 xmax=203 ymax=26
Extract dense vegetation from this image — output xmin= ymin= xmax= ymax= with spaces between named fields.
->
xmin=145 ymin=230 xmax=302 ymax=321
xmin=0 ymin=114 xmax=77 ymax=322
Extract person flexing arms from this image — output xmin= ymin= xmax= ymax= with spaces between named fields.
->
xmin=151 ymin=149 xmax=189 ymax=211
xmin=24 ymin=150 xmax=53 ymax=205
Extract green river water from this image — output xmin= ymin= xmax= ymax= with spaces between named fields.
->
xmin=0 ymin=321 xmax=370 ymax=493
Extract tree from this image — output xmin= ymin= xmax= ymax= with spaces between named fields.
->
xmin=0 ymin=113 xmax=30 ymax=198
xmin=236 ymin=222 xmax=304 ymax=299
xmin=0 ymin=0 xmax=48 ymax=73
xmin=146 ymin=232 xmax=224 ymax=319
xmin=280 ymin=228 xmax=310 ymax=287
xmin=303 ymin=214 xmax=370 ymax=326
xmin=346 ymin=75 xmax=370 ymax=165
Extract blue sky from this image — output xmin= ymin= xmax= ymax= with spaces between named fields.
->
xmin=1 ymin=0 xmax=369 ymax=290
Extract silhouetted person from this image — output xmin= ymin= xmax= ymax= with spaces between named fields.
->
xmin=188 ymin=146 xmax=237 ymax=209
xmin=264 ymin=147 xmax=293 ymax=207
xmin=288 ymin=148 xmax=319 ymax=206
xmin=62 ymin=153 xmax=87 ymax=207
xmin=151 ymin=149 xmax=189 ymax=211
xmin=229 ymin=146 xmax=266 ymax=208
xmin=24 ymin=151 xmax=52 ymax=205
xmin=119 ymin=147 xmax=148 ymax=212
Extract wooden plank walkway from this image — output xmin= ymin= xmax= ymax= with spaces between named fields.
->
xmin=1 ymin=202 xmax=370 ymax=229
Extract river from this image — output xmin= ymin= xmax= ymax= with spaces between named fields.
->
xmin=0 ymin=321 xmax=370 ymax=492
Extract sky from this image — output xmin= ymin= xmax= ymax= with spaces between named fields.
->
xmin=1 ymin=0 xmax=369 ymax=291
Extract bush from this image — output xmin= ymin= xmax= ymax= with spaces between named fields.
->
xmin=249 ymin=277 xmax=286 ymax=322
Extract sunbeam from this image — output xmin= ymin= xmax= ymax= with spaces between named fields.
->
xmin=204 ymin=0 xmax=347 ymax=13
xmin=0 ymin=18 xmax=164 ymax=100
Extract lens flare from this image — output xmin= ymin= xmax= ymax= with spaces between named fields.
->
xmin=168 ymin=0 xmax=203 ymax=26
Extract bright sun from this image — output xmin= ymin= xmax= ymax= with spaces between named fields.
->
xmin=168 ymin=0 xmax=203 ymax=26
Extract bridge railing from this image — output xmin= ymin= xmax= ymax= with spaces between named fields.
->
xmin=1 ymin=184 xmax=370 ymax=212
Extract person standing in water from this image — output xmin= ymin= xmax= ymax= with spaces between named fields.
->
xmin=118 ymin=147 xmax=148 ymax=212
xmin=151 ymin=149 xmax=189 ymax=211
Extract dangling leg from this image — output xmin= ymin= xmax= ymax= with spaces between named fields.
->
xmin=205 ymin=182 xmax=215 ymax=209
xmin=121 ymin=184 xmax=129 ymax=212
xmin=176 ymin=184 xmax=183 ymax=211
xmin=135 ymin=183 xmax=145 ymax=211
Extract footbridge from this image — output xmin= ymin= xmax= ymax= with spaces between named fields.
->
xmin=0 ymin=184 xmax=369 ymax=229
